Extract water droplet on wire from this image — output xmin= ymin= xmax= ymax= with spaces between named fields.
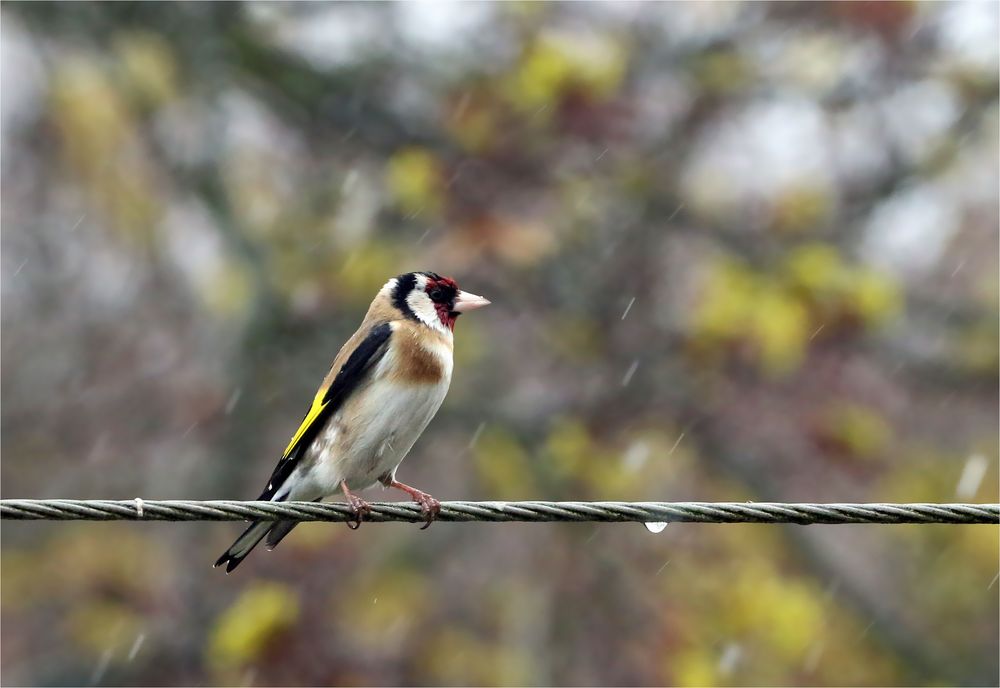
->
xmin=643 ymin=522 xmax=668 ymax=533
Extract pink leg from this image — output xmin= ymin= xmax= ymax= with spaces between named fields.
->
xmin=341 ymin=480 xmax=371 ymax=530
xmin=389 ymin=480 xmax=441 ymax=529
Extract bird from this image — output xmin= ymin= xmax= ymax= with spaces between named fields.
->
xmin=214 ymin=271 xmax=490 ymax=573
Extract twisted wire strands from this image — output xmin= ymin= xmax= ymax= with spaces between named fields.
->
xmin=1 ymin=500 xmax=997 ymax=524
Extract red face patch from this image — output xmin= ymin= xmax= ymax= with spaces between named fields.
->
xmin=425 ymin=276 xmax=460 ymax=331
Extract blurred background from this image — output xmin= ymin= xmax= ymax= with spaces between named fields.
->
xmin=1 ymin=2 xmax=998 ymax=686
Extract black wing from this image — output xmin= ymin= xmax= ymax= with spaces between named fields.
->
xmin=258 ymin=322 xmax=392 ymax=500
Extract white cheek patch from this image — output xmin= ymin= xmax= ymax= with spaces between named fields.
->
xmin=406 ymin=290 xmax=446 ymax=332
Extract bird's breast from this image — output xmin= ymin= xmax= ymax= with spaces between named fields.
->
xmin=386 ymin=325 xmax=453 ymax=385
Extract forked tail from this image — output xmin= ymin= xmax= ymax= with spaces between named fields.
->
xmin=214 ymin=520 xmax=273 ymax=573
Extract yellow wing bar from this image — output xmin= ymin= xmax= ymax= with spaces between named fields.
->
xmin=281 ymin=390 xmax=329 ymax=459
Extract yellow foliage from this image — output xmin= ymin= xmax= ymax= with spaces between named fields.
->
xmin=955 ymin=324 xmax=1000 ymax=373
xmin=783 ymin=244 xmax=900 ymax=325
xmin=543 ymin=419 xmax=641 ymax=497
xmin=672 ymin=647 xmax=718 ymax=687
xmin=335 ymin=570 xmax=432 ymax=651
xmin=491 ymin=220 xmax=558 ymax=267
xmin=751 ymin=286 xmax=809 ymax=374
xmin=43 ymin=526 xmax=167 ymax=597
xmin=452 ymin=316 xmax=487 ymax=368
xmin=730 ymin=565 xmax=824 ymax=659
xmin=544 ymin=315 xmax=604 ymax=361
xmin=51 ymin=58 xmax=129 ymax=172
xmin=545 ymin=418 xmax=591 ymax=479
xmin=204 ymin=257 xmax=254 ymax=319
xmin=690 ymin=48 xmax=752 ymax=94
xmin=661 ymin=551 xmax=904 ymax=686
xmin=66 ymin=600 xmax=141 ymax=656
xmin=475 ymin=427 xmax=539 ymax=498
xmin=50 ymin=56 xmax=161 ymax=246
xmin=115 ymin=31 xmax=178 ymax=107
xmin=695 ymin=251 xmax=900 ymax=374
xmin=787 ymin=244 xmax=900 ymax=323
xmin=385 ymin=147 xmax=444 ymax=216
xmin=846 ymin=269 xmax=900 ymax=324
xmin=784 ymin=243 xmax=844 ymax=296
xmin=332 ymin=243 xmax=406 ymax=305
xmin=0 ymin=551 xmax=39 ymax=610
xmin=772 ymin=185 xmax=831 ymax=232
xmin=820 ymin=402 xmax=892 ymax=459
xmin=953 ymin=522 xmax=1000 ymax=575
xmin=282 ymin=521 xmax=338 ymax=551
xmin=448 ymin=97 xmax=498 ymax=154
xmin=694 ymin=261 xmax=807 ymax=375
xmin=695 ymin=262 xmax=757 ymax=339
xmin=223 ymin=150 xmax=287 ymax=234
xmin=208 ymin=582 xmax=300 ymax=670
xmin=878 ymin=451 xmax=951 ymax=503
xmin=419 ymin=628 xmax=533 ymax=686
xmin=784 ymin=32 xmax=850 ymax=93
xmin=504 ymin=33 xmax=626 ymax=113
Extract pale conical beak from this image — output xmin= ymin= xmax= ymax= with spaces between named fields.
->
xmin=451 ymin=290 xmax=491 ymax=313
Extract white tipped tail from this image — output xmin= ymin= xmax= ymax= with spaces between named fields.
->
xmin=214 ymin=521 xmax=272 ymax=573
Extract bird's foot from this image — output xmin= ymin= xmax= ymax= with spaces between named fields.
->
xmin=345 ymin=494 xmax=371 ymax=530
xmin=389 ymin=480 xmax=440 ymax=529
xmin=341 ymin=482 xmax=371 ymax=530
xmin=414 ymin=492 xmax=441 ymax=530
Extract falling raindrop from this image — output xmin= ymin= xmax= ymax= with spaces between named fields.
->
xmin=622 ymin=440 xmax=650 ymax=472
xmin=643 ymin=522 xmax=668 ymax=533
xmin=467 ymin=421 xmax=486 ymax=449
xmin=803 ymin=641 xmax=825 ymax=673
xmin=717 ymin=642 xmax=743 ymax=675
xmin=127 ymin=633 xmax=145 ymax=662
xmin=620 ymin=296 xmax=636 ymax=320
xmin=665 ymin=432 xmax=685 ymax=457
xmin=955 ymin=453 xmax=988 ymax=499
xmin=225 ymin=388 xmax=243 ymax=415
xmin=342 ymin=169 xmax=359 ymax=193
xmin=90 ymin=647 xmax=113 ymax=685
xmin=621 ymin=359 xmax=639 ymax=387
xmin=454 ymin=91 xmax=471 ymax=118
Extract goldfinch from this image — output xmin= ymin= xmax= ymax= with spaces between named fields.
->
xmin=215 ymin=272 xmax=489 ymax=572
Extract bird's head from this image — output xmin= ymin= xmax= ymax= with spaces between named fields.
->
xmin=388 ymin=271 xmax=490 ymax=332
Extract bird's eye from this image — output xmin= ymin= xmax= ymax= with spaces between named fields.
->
xmin=429 ymin=287 xmax=443 ymax=302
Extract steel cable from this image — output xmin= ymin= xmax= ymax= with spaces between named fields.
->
xmin=1 ymin=500 xmax=997 ymax=524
